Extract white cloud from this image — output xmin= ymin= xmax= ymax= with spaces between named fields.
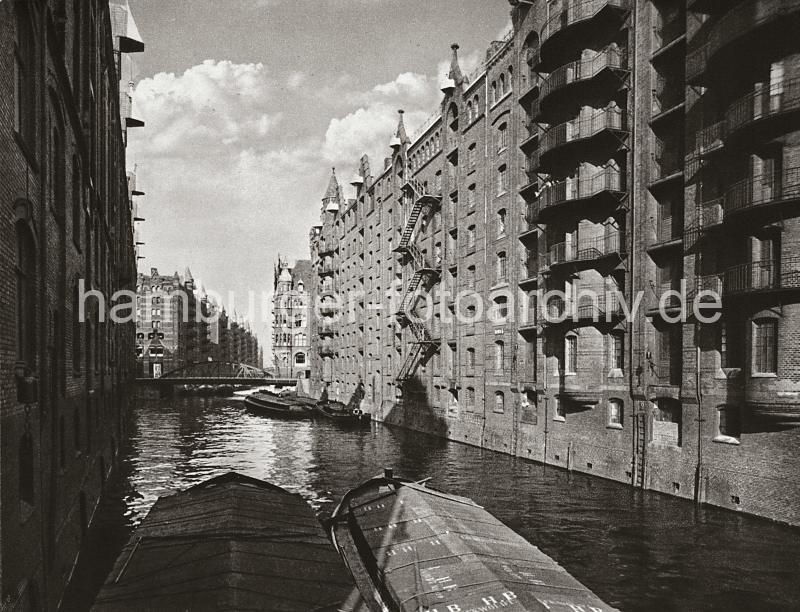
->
xmin=132 ymin=60 xmax=278 ymax=158
xmin=322 ymin=72 xmax=443 ymax=170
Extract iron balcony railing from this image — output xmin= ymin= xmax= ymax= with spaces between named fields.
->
xmin=693 ymin=121 xmax=725 ymax=158
xmin=697 ymin=198 xmax=724 ymax=229
xmin=541 ymin=107 xmax=626 ymax=156
xmin=723 ymin=167 xmax=800 ymax=214
xmin=540 ymin=45 xmax=626 ymax=100
xmin=546 ymin=232 xmax=624 ymax=267
xmin=724 ymin=257 xmax=800 ymax=294
xmin=689 ymin=274 xmax=724 ymax=300
xmin=542 ymin=294 xmax=625 ymax=324
xmin=541 ymin=0 xmax=630 ymax=46
xmin=726 ymin=77 xmax=800 ymax=136
xmin=540 ymin=166 xmax=623 ymax=210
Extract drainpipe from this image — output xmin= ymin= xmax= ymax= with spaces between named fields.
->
xmin=627 ymin=3 xmax=640 ymax=489
xmin=479 ymin=66 xmax=490 ymax=450
xmin=694 ymin=344 xmax=705 ymax=504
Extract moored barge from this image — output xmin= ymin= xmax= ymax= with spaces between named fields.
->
xmin=329 ymin=471 xmax=619 ymax=612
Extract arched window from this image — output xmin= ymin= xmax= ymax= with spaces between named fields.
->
xmin=466 ymin=347 xmax=476 ymax=369
xmin=493 ymin=296 xmax=509 ymax=322
xmin=610 ymin=332 xmax=624 ymax=370
xmin=491 ymin=81 xmax=497 ymax=104
xmin=16 ymin=221 xmax=36 ymax=364
xmin=466 ymin=387 xmax=475 ymax=409
xmin=495 ymin=340 xmax=505 ymax=370
xmin=494 ymin=391 xmax=505 ymax=413
xmin=497 ymin=208 xmax=506 ymax=237
xmin=15 ymin=5 xmax=37 ymax=147
xmin=295 ymin=353 xmax=306 ymax=365
xmin=19 ymin=431 xmax=34 ymax=505
xmin=497 ymin=164 xmax=508 ymax=195
xmin=565 ymin=334 xmax=577 ymax=374
xmin=466 ymin=265 xmax=476 ymax=289
xmin=499 ymin=74 xmax=506 ymax=96
xmin=496 ymin=122 xmax=508 ymax=153
xmin=467 ymin=226 xmax=476 ymax=249
xmin=496 ymin=251 xmax=507 ymax=282
xmin=608 ymin=399 xmax=623 ymax=428
xmin=466 ymin=101 xmax=473 ymax=121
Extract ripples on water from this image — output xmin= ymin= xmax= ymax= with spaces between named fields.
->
xmin=65 ymin=396 xmax=800 ymax=612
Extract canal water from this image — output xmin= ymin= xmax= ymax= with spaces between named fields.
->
xmin=63 ymin=396 xmax=800 ymax=611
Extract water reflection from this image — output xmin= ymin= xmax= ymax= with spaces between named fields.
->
xmin=63 ymin=396 xmax=800 ymax=611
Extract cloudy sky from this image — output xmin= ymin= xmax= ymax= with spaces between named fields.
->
xmin=126 ymin=0 xmax=511 ymax=360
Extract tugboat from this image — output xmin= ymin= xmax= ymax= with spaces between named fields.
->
xmin=314 ymin=399 xmax=370 ymax=425
xmin=314 ymin=382 xmax=370 ymax=425
xmin=329 ymin=470 xmax=619 ymax=612
xmin=93 ymin=472 xmax=356 ymax=611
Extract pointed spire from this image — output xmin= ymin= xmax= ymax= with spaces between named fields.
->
xmin=448 ymin=43 xmax=465 ymax=87
xmin=322 ymin=168 xmax=341 ymax=213
xmin=396 ymin=109 xmax=410 ymax=146
xmin=323 ymin=168 xmax=340 ymax=201
xmin=390 ymin=110 xmax=410 ymax=149
xmin=184 ymin=266 xmax=193 ymax=281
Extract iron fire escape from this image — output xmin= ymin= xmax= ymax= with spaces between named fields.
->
xmin=394 ymin=177 xmax=441 ymax=383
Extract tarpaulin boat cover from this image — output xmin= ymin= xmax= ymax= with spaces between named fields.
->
xmin=92 ymin=472 xmax=356 ymax=611
xmin=338 ymin=482 xmax=618 ymax=612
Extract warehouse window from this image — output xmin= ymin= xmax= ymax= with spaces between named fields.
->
xmin=497 ymin=208 xmax=506 ymax=237
xmin=15 ymin=5 xmax=37 ymax=150
xmin=565 ymin=335 xmax=577 ymax=374
xmin=494 ymin=391 xmax=505 ymax=413
xmin=16 ymin=221 xmax=37 ymax=366
xmin=607 ymin=399 xmax=623 ymax=429
xmin=495 ymin=340 xmax=505 ymax=370
xmin=715 ymin=405 xmax=741 ymax=445
xmin=752 ymin=319 xmax=777 ymax=374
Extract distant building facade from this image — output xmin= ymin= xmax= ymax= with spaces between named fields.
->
xmin=0 ymin=0 xmax=143 ymax=608
xmin=135 ymin=267 xmax=261 ymax=377
xmin=272 ymin=258 xmax=313 ymax=380
xmin=309 ymin=0 xmax=800 ymax=526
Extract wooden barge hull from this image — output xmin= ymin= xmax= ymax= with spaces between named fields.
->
xmin=330 ymin=475 xmax=619 ymax=612
xmin=92 ymin=472 xmax=356 ymax=611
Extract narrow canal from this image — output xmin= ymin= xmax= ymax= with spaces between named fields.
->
xmin=64 ymin=395 xmax=800 ymax=611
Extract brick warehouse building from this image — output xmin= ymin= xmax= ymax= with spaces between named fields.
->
xmin=0 ymin=1 xmax=143 ymax=608
xmin=136 ymin=267 xmax=262 ymax=378
xmin=272 ymin=257 xmax=313 ymax=382
xmin=309 ymin=0 xmax=800 ymax=525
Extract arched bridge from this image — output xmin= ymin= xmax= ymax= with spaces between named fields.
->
xmin=135 ymin=362 xmax=297 ymax=387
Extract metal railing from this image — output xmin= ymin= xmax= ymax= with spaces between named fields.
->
xmin=540 ymin=166 xmax=623 ymax=210
xmin=546 ymin=232 xmax=624 ymax=266
xmin=541 ymin=107 xmax=626 ymax=156
xmin=693 ymin=121 xmax=725 ymax=156
xmin=697 ymin=198 xmax=724 ymax=229
xmin=541 ymin=45 xmax=626 ymax=100
xmin=726 ymin=77 xmax=800 ymax=134
xmin=541 ymin=0 xmax=630 ymax=45
xmin=725 ymin=257 xmax=800 ymax=294
xmin=723 ymin=167 xmax=800 ymax=214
